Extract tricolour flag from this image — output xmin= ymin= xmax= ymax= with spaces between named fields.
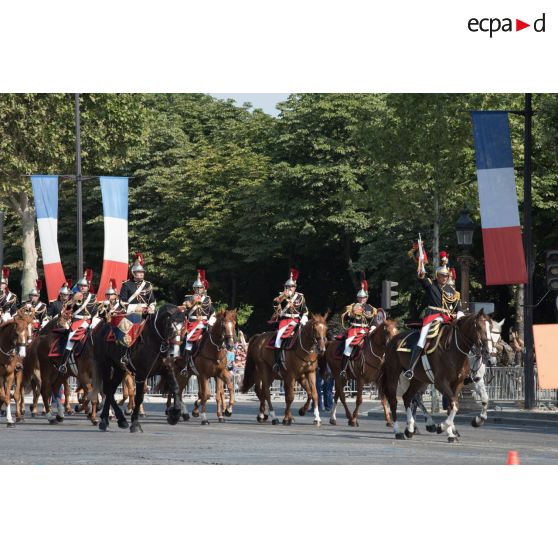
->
xmin=471 ymin=111 xmax=527 ymax=285
xmin=31 ymin=176 xmax=67 ymax=301
xmin=97 ymin=177 xmax=129 ymax=300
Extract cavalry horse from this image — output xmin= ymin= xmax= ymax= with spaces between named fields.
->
xmin=321 ymin=319 xmax=398 ymax=427
xmin=164 ymin=309 xmax=237 ymax=424
xmin=23 ymin=311 xmax=101 ymax=425
xmin=241 ymin=314 xmax=328 ymax=426
xmin=0 ymin=308 xmax=35 ymax=427
xmin=379 ymin=310 xmax=490 ymax=442
xmin=90 ymin=304 xmax=185 ymax=432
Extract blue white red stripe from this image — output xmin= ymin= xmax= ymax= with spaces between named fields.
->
xmin=97 ymin=177 xmax=129 ymax=299
xmin=31 ymin=176 xmax=67 ymax=301
xmin=471 ymin=111 xmax=527 ymax=285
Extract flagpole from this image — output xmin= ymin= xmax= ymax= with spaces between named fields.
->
xmin=523 ymin=93 xmax=535 ymax=410
xmin=75 ymin=93 xmax=83 ymax=281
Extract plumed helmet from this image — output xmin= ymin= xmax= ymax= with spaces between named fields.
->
xmin=59 ymin=281 xmax=71 ymax=296
xmin=131 ymin=252 xmax=145 ymax=274
xmin=77 ymin=268 xmax=92 ymax=287
xmin=105 ymin=278 xmax=117 ymax=296
xmin=439 ymin=251 xmax=449 ymax=265
xmin=284 ymin=268 xmax=298 ymax=288
xmin=1 ymin=266 xmax=9 ymax=285
xmin=193 ymin=269 xmax=208 ymax=291
xmin=356 ymin=274 xmax=368 ymax=298
xmin=29 ymin=279 xmax=42 ymax=297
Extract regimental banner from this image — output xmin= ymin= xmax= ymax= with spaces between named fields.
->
xmin=471 ymin=111 xmax=527 ymax=285
xmin=31 ymin=176 xmax=66 ymax=301
xmin=97 ymin=177 xmax=129 ymax=300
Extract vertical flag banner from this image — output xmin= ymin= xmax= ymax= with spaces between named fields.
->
xmin=471 ymin=111 xmax=528 ymax=285
xmin=98 ymin=177 xmax=129 ymax=299
xmin=31 ymin=175 xmax=66 ymax=301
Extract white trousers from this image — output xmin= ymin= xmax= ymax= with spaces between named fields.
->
xmin=275 ymin=321 xmax=296 ymax=348
xmin=417 ymin=317 xmax=444 ymax=349
xmin=65 ymin=321 xmax=90 ymax=350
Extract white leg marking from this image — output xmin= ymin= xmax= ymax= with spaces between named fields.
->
xmin=406 ymin=407 xmax=415 ymax=433
xmin=313 ymin=405 xmax=321 ymax=424
xmin=6 ymin=401 xmax=14 ymax=424
xmin=269 ymin=409 xmax=277 ymax=420
xmin=331 ymin=400 xmax=338 ymax=421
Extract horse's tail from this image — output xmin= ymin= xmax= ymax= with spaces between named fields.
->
xmin=241 ymin=339 xmax=258 ymax=393
xmin=22 ymin=342 xmax=36 ymax=392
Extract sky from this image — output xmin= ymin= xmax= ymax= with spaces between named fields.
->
xmin=209 ymin=93 xmax=289 ymax=117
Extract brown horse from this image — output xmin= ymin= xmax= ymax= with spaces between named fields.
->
xmin=23 ymin=314 xmax=100 ymax=425
xmin=0 ymin=308 xmax=35 ymax=427
xmin=323 ymin=319 xmax=398 ymax=427
xmin=241 ymin=314 xmax=328 ymax=426
xmin=379 ymin=310 xmax=490 ymax=442
xmin=118 ymin=369 xmax=146 ymax=417
xmin=181 ymin=309 xmax=236 ymax=425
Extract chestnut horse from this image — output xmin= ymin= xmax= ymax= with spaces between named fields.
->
xmin=241 ymin=314 xmax=327 ymax=426
xmin=0 ymin=308 xmax=35 ymax=427
xmin=322 ymin=319 xmax=398 ymax=427
xmin=379 ymin=310 xmax=490 ymax=442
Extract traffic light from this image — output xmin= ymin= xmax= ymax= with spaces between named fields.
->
xmin=546 ymin=250 xmax=558 ymax=291
xmin=381 ymin=280 xmax=399 ymax=309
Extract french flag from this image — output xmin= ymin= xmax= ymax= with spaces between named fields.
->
xmin=31 ymin=176 xmax=67 ymax=301
xmin=471 ymin=111 xmax=527 ymax=286
xmin=97 ymin=177 xmax=129 ymax=299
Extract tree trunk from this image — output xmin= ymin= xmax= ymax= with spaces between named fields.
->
xmin=20 ymin=192 xmax=38 ymax=298
xmin=431 ymin=188 xmax=440 ymax=269
xmin=515 ymin=284 xmax=525 ymax=341
xmin=230 ymin=272 xmax=237 ymax=309
xmin=344 ymin=234 xmax=359 ymax=291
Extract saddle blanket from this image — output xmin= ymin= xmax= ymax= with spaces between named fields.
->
xmin=265 ymin=331 xmax=298 ymax=350
xmin=397 ymin=320 xmax=443 ymax=355
xmin=107 ymin=312 xmax=145 ymax=348
xmin=277 ymin=318 xmax=299 ymax=339
xmin=48 ymin=331 xmax=88 ymax=359
xmin=184 ymin=320 xmax=206 ymax=343
xmin=333 ymin=337 xmax=364 ymax=361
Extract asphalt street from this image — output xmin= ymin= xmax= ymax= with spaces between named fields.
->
xmin=1 ymin=398 xmax=557 ymax=464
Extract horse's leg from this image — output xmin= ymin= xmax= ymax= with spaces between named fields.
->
xmin=14 ymin=368 xmax=23 ymax=423
xmin=379 ymin=391 xmax=393 ymax=427
xmin=255 ymin=380 xmax=267 ymax=423
xmin=385 ymin=363 xmax=403 ymax=440
xmin=413 ymin=392 xmax=436 ymax=433
xmin=350 ymin=377 xmax=363 ymax=427
xmin=329 ymin=381 xmax=340 ymax=426
xmin=200 ymin=376 xmax=210 ymax=425
xmin=401 ymin=380 xmax=424 ymax=439
xmin=471 ymin=364 xmax=489 ymax=427
xmin=282 ymin=375 xmax=295 ymax=425
xmin=338 ymin=376 xmax=352 ymax=423
xmin=297 ymin=376 xmax=312 ymax=416
xmin=179 ymin=374 xmax=190 ymax=421
xmin=3 ymin=373 xmax=16 ymax=427
xmin=31 ymin=380 xmax=40 ymax=416
xmin=41 ymin=377 xmax=56 ymax=424
xmin=308 ymin=372 xmax=321 ymax=425
xmin=264 ymin=377 xmax=279 ymax=425
xmin=165 ymin=366 xmax=181 ymax=426
xmin=130 ymin=378 xmax=146 ymax=433
xmin=223 ymin=370 xmax=234 ymax=417
xmin=53 ymin=376 xmax=66 ymax=422
xmin=215 ymin=376 xmax=224 ymax=422
xmin=64 ymin=379 xmax=73 ymax=415
xmin=435 ymin=380 xmax=460 ymax=442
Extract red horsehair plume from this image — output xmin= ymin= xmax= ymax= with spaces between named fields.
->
xmin=290 ymin=267 xmax=299 ymax=281
xmin=197 ymin=268 xmax=209 ymax=289
xmin=36 ymin=279 xmax=42 ymax=291
xmin=450 ymin=267 xmax=457 ymax=281
xmin=110 ymin=278 xmax=116 ymax=290
xmin=359 ymin=271 xmax=368 ymax=292
xmin=85 ymin=268 xmax=93 ymax=282
xmin=135 ymin=252 xmax=144 ymax=266
xmin=2 ymin=266 xmax=9 ymax=279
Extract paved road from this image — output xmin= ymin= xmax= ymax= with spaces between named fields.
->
xmin=1 ymin=398 xmax=557 ymax=464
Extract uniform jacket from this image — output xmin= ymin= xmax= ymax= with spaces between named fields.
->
xmin=20 ymin=299 xmax=47 ymax=321
xmin=273 ymin=292 xmax=309 ymax=320
xmin=0 ymin=290 xmax=18 ymax=316
xmin=119 ymin=280 xmax=156 ymax=307
xmin=419 ymin=277 xmax=462 ymax=317
xmin=342 ymin=302 xmax=377 ymax=329
xmin=183 ymin=294 xmax=215 ymax=322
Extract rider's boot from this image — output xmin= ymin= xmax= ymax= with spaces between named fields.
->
xmin=404 ymin=345 xmax=421 ymax=380
xmin=58 ymin=348 xmax=72 ymax=374
xmin=339 ymin=355 xmax=350 ymax=380
xmin=273 ymin=348 xmax=283 ymax=379
xmin=185 ymin=350 xmax=198 ymax=377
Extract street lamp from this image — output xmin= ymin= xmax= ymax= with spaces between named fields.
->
xmin=455 ymin=208 xmax=475 ymax=312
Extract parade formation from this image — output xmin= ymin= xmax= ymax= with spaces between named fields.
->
xmin=0 ymin=238 xmax=497 ymax=445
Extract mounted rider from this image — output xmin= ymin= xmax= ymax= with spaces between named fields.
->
xmin=0 ymin=267 xmax=18 ymax=323
xmin=20 ymin=279 xmax=47 ymax=333
xmin=180 ymin=269 xmax=216 ymax=372
xmin=98 ymin=278 xmax=123 ymax=321
xmin=119 ymin=253 xmax=156 ymax=315
xmin=46 ymin=280 xmax=71 ymax=322
xmin=271 ymin=268 xmax=309 ymax=374
xmin=58 ymin=269 xmax=99 ymax=374
xmin=405 ymin=253 xmax=464 ymax=380
xmin=339 ymin=276 xmax=377 ymax=378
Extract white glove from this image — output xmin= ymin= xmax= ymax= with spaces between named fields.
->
xmin=456 ymin=311 xmax=465 ymax=320
xmin=1 ymin=312 xmax=11 ymax=322
xmin=127 ymin=303 xmax=138 ymax=313
xmin=147 ymin=303 xmax=156 ymax=315
xmin=300 ymin=315 xmax=308 ymax=326
xmin=41 ymin=318 xmax=50 ymax=328
xmin=208 ymin=315 xmax=217 ymax=326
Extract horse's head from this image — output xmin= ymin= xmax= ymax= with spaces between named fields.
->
xmin=486 ymin=317 xmax=504 ymax=366
xmin=152 ymin=304 xmax=185 ymax=348
xmin=14 ymin=307 xmax=35 ymax=356
xmin=305 ymin=313 xmax=328 ymax=356
xmin=211 ymin=309 xmax=237 ymax=351
xmin=456 ymin=310 xmax=491 ymax=359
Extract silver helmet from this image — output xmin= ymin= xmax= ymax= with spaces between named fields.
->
xmin=131 ymin=252 xmax=145 ymax=274
xmin=193 ymin=269 xmax=206 ymax=292
xmin=356 ymin=277 xmax=368 ymax=299
xmin=105 ymin=278 xmax=117 ymax=296
xmin=77 ymin=276 xmax=89 ymax=287
xmin=59 ymin=282 xmax=70 ymax=296
xmin=435 ymin=265 xmax=450 ymax=277
xmin=284 ymin=268 xmax=298 ymax=288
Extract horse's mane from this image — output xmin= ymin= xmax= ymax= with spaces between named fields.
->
xmin=310 ymin=313 xmax=327 ymax=325
xmin=0 ymin=320 xmax=16 ymax=331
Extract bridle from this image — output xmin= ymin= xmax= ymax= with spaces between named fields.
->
xmin=297 ymin=319 xmax=327 ymax=355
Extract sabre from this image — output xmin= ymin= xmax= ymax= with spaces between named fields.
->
xmin=418 ymin=233 xmax=426 ymax=275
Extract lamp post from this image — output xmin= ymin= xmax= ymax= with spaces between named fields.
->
xmin=456 ymin=208 xmax=475 ymax=312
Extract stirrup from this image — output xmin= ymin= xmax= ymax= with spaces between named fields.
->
xmin=403 ymin=369 xmax=414 ymax=380
xmin=58 ymin=363 xmax=67 ymax=374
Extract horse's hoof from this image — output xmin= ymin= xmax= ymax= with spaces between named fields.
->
xmin=271 ymin=419 xmax=279 ymax=425
xmin=91 ymin=419 xmax=99 ymax=426
xmin=413 ymin=426 xmax=421 ymax=435
xmin=224 ymin=409 xmax=232 ymax=417
xmin=263 ymin=414 xmax=269 ymax=422
xmin=124 ymin=409 xmax=132 ymax=416
xmin=16 ymin=416 xmax=24 ymax=423
xmin=67 ymin=410 xmax=75 ymax=416
xmin=182 ymin=413 xmax=190 ymax=421
xmin=395 ymin=433 xmax=405 ymax=440
xmin=109 ymin=415 xmax=116 ymax=421
xmin=192 ymin=410 xmax=200 ymax=418
xmin=167 ymin=415 xmax=179 ymax=426
xmin=0 ymin=410 xmax=6 ymax=417
xmin=165 ymin=408 xmax=169 ymax=415
xmin=386 ymin=422 xmax=393 ymax=427
xmin=139 ymin=413 xmax=146 ymax=418
xmin=56 ymin=416 xmax=64 ymax=423
xmin=404 ymin=428 xmax=414 ymax=439
xmin=313 ymin=419 xmax=321 ymax=426
xmin=218 ymin=417 xmax=225 ymax=423
xmin=48 ymin=418 xmax=57 ymax=425
xmin=426 ymin=424 xmax=437 ymax=433
xmin=74 ymin=404 xmax=80 ymax=413
xmin=454 ymin=429 xmax=461 ymax=438
xmin=329 ymin=418 xmax=337 ymax=426
xmin=130 ymin=422 xmax=143 ymax=433
xmin=471 ymin=417 xmax=484 ymax=428
xmin=298 ymin=408 xmax=306 ymax=416
xmin=448 ymin=437 xmax=456 ymax=443
xmin=118 ymin=418 xmax=129 ymax=429
xmin=41 ymin=411 xmax=46 ymax=416
xmin=6 ymin=422 xmax=16 ymax=428
xmin=31 ymin=412 xmax=37 ymax=418
xmin=99 ymin=420 xmax=108 ymax=432
xmin=201 ymin=420 xmax=210 ymax=425
xmin=436 ymin=425 xmax=444 ymax=434
xmin=257 ymin=415 xmax=263 ymax=423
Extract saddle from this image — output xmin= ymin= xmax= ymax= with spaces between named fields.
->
xmin=48 ymin=330 xmax=88 ymax=359
xmin=334 ymin=337 xmax=364 ymax=361
xmin=397 ymin=320 xmax=444 ymax=355
xmin=265 ymin=331 xmax=298 ymax=350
